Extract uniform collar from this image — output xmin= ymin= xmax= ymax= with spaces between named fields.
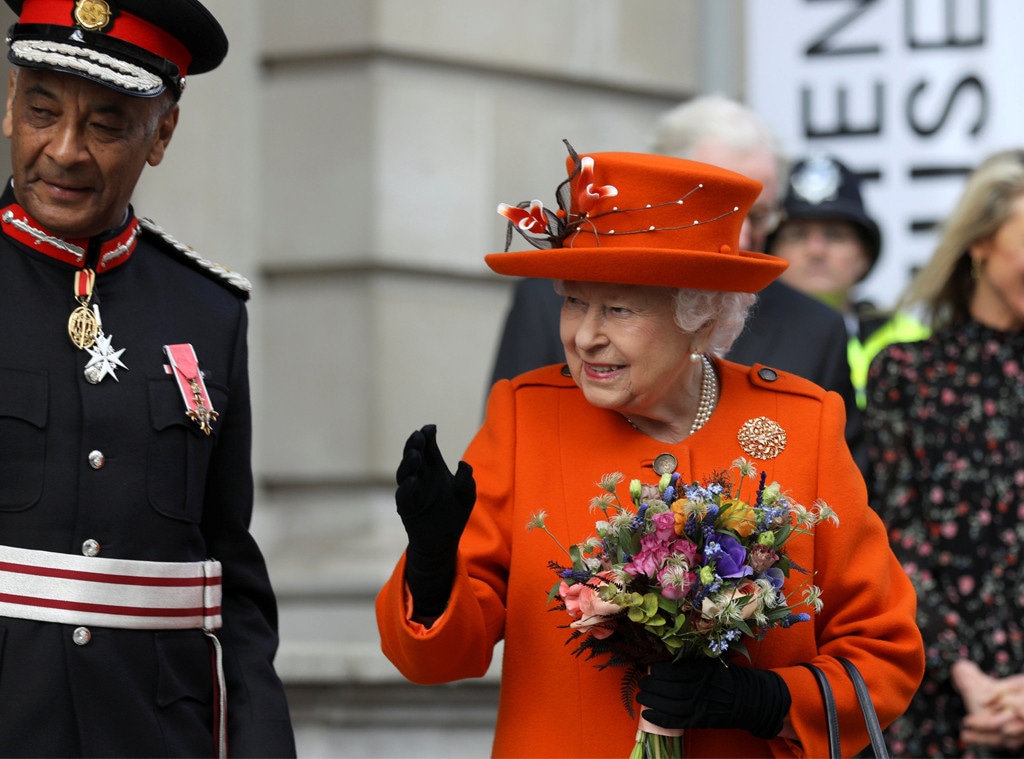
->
xmin=0 ymin=186 xmax=139 ymax=273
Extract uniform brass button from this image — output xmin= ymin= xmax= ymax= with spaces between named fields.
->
xmin=72 ymin=627 xmax=91 ymax=646
xmin=758 ymin=367 xmax=779 ymax=382
xmin=88 ymin=450 xmax=105 ymax=470
xmin=82 ymin=539 xmax=100 ymax=557
xmin=653 ymin=453 xmax=678 ymax=476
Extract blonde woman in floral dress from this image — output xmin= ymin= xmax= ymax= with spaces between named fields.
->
xmin=866 ymin=149 xmax=1024 ymax=757
xmin=378 ymin=145 xmax=924 ymax=758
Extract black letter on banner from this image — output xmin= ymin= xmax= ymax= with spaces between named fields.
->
xmin=907 ymin=76 xmax=987 ymax=137
xmin=805 ymin=0 xmax=881 ymax=56
xmin=907 ymin=165 xmax=974 ymax=234
xmin=906 ymin=0 xmax=986 ymax=49
xmin=802 ymin=83 xmax=883 ymax=138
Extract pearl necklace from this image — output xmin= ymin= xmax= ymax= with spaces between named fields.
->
xmin=624 ymin=354 xmax=718 ymax=437
xmin=690 ymin=354 xmax=718 ymax=435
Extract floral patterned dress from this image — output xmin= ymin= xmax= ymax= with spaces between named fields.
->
xmin=865 ymin=320 xmax=1024 ymax=758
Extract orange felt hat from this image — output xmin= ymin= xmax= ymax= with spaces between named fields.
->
xmin=486 ymin=143 xmax=788 ymax=293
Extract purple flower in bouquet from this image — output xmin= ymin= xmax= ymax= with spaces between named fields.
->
xmin=710 ymin=533 xmax=753 ymax=579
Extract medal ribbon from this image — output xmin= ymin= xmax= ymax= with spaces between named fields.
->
xmin=163 ymin=344 xmax=219 ymax=436
xmin=74 ymin=268 xmax=95 ymax=300
xmin=0 ymin=203 xmax=137 ymax=374
xmin=68 ymin=268 xmax=100 ymax=350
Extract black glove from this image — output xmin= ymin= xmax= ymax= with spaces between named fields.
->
xmin=396 ymin=424 xmax=476 ymax=617
xmin=637 ymin=658 xmax=791 ymax=739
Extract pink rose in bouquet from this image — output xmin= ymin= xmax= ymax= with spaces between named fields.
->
xmin=560 ymin=571 xmax=623 ymax=640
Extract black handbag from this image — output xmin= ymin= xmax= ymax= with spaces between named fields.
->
xmin=800 ymin=656 xmax=889 ymax=758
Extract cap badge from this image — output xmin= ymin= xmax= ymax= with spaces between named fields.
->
xmin=73 ymin=0 xmax=113 ymax=32
xmin=790 ymin=154 xmax=841 ymax=206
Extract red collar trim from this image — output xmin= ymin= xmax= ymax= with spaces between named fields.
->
xmin=0 ymin=203 xmax=139 ymax=273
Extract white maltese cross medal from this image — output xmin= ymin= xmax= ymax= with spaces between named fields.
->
xmin=84 ymin=329 xmax=128 ymax=384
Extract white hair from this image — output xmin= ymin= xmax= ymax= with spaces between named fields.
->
xmin=650 ymin=95 xmax=790 ymax=198
xmin=673 ymin=288 xmax=756 ymax=356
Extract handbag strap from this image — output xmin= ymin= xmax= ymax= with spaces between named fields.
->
xmin=800 ymin=663 xmax=841 ymax=757
xmin=800 ymin=659 xmax=890 ymax=759
xmin=837 ymin=657 xmax=889 ymax=759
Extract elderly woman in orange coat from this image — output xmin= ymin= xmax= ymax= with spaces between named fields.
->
xmin=376 ymin=145 xmax=924 ymax=758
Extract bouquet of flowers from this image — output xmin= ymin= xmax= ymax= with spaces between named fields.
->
xmin=528 ymin=457 xmax=838 ymax=759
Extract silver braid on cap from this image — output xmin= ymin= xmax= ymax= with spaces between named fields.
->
xmin=10 ymin=39 xmax=163 ymax=93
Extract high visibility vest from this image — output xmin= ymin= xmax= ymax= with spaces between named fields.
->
xmin=849 ymin=312 xmax=931 ymax=409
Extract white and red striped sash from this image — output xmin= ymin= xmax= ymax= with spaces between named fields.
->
xmin=0 ymin=544 xmax=222 ymax=630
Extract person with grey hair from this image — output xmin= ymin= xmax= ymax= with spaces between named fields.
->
xmin=865 ymin=148 xmax=1024 ymax=756
xmin=489 ymin=95 xmax=867 ymax=474
xmin=650 ymin=95 xmax=789 ymax=252
xmin=378 ymin=145 xmax=923 ymax=758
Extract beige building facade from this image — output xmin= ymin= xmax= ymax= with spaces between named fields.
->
xmin=0 ymin=1 xmax=747 ymax=755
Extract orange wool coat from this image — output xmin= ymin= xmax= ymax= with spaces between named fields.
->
xmin=377 ymin=361 xmax=924 ymax=758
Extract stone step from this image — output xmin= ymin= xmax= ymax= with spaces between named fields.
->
xmin=275 ymin=591 xmax=502 ymax=685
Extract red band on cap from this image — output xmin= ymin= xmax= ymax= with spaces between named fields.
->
xmin=17 ymin=0 xmax=193 ymax=76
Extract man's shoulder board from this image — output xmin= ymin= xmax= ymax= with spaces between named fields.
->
xmin=139 ymin=218 xmax=252 ymax=300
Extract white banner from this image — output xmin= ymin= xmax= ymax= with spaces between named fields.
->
xmin=746 ymin=0 xmax=1023 ymax=307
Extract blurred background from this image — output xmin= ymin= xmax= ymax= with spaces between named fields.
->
xmin=0 ymin=1 xmax=1014 ymax=756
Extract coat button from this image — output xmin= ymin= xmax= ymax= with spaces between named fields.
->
xmin=758 ymin=367 xmax=779 ymax=382
xmin=88 ymin=450 xmax=105 ymax=470
xmin=82 ymin=539 xmax=101 ymax=557
xmin=653 ymin=453 xmax=678 ymax=475
xmin=72 ymin=627 xmax=92 ymax=646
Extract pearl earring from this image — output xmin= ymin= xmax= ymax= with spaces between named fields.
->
xmin=690 ymin=351 xmax=701 ymax=364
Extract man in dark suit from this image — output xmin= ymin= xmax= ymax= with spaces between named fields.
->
xmin=0 ymin=1 xmax=295 ymax=755
xmin=489 ymin=96 xmax=866 ymax=474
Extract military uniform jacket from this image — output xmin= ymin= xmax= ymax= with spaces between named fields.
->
xmin=0 ymin=184 xmax=294 ymax=757
xmin=377 ymin=360 xmax=924 ymax=758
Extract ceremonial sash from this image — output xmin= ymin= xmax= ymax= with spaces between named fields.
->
xmin=0 ymin=544 xmax=222 ymax=630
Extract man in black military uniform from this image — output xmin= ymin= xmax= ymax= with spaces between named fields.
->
xmin=0 ymin=1 xmax=295 ymax=756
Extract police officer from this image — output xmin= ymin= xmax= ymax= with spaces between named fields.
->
xmin=768 ymin=153 xmax=929 ymax=409
xmin=0 ymin=1 xmax=295 ymax=755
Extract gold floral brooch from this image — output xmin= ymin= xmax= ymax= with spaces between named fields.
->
xmin=737 ymin=416 xmax=787 ymax=460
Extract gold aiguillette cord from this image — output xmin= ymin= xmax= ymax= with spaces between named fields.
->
xmin=68 ymin=268 xmax=99 ymax=350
